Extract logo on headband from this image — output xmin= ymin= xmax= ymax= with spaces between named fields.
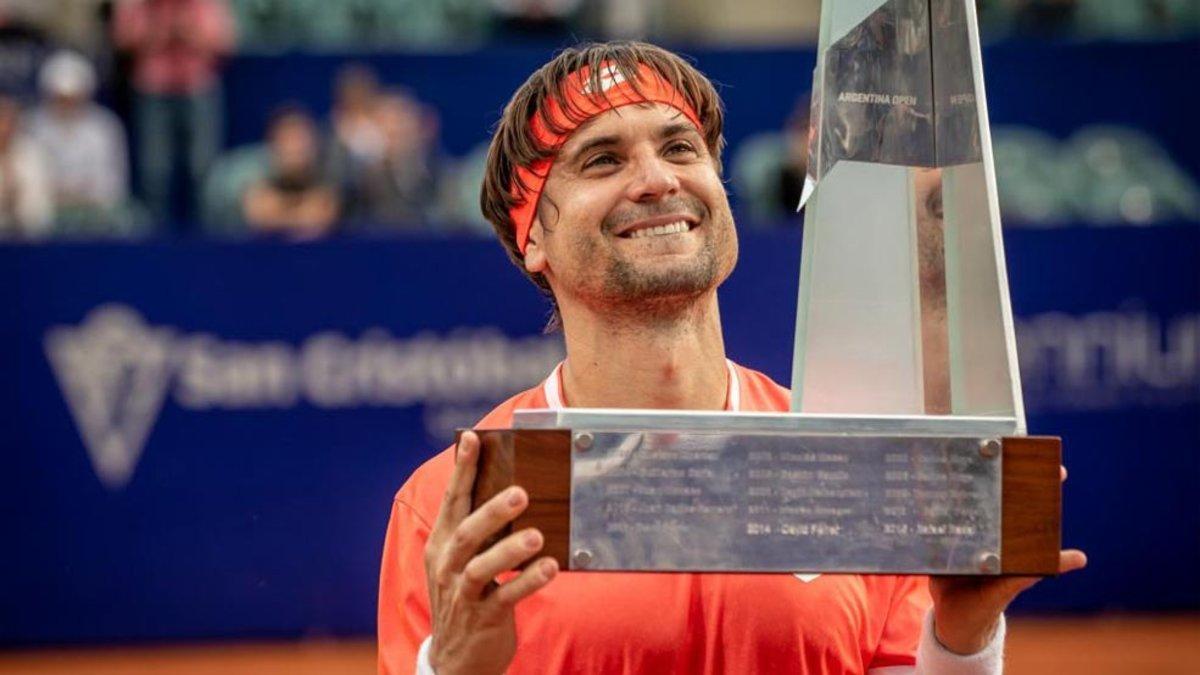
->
xmin=580 ymin=64 xmax=628 ymax=96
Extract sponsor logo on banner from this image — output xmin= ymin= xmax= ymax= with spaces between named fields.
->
xmin=45 ymin=305 xmax=173 ymax=490
xmin=1017 ymin=309 xmax=1200 ymax=411
xmin=45 ymin=304 xmax=564 ymax=490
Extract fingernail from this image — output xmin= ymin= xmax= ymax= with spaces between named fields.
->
xmin=507 ymin=488 xmax=524 ymax=507
xmin=523 ymin=530 xmax=541 ymax=548
xmin=541 ymin=559 xmax=558 ymax=578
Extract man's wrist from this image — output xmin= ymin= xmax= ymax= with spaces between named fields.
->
xmin=932 ymin=611 xmax=1001 ymax=656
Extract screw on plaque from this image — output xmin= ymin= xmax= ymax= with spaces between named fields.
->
xmin=979 ymin=438 xmax=1001 ymax=459
xmin=572 ymin=548 xmax=593 ymax=569
xmin=978 ymin=552 xmax=1001 ymax=574
xmin=574 ymin=432 xmax=594 ymax=452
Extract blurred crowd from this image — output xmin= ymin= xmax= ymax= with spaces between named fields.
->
xmin=0 ymin=0 xmax=453 ymax=241
xmin=232 ymin=68 xmax=443 ymax=240
xmin=0 ymin=0 xmax=1195 ymax=241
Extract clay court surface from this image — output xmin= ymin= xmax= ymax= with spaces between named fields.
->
xmin=1 ymin=615 xmax=1196 ymax=674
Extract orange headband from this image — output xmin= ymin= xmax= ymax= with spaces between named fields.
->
xmin=509 ymin=62 xmax=703 ymax=254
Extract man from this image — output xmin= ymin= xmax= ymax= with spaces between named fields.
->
xmin=241 ymin=105 xmax=340 ymax=239
xmin=30 ymin=50 xmax=129 ymax=220
xmin=112 ymin=0 xmax=235 ymax=225
xmin=378 ymin=42 xmax=1085 ymax=674
xmin=0 ymin=95 xmax=52 ymax=238
xmin=344 ymin=89 xmax=442 ymax=230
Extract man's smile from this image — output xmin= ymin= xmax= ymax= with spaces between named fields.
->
xmin=612 ymin=213 xmax=701 ymax=239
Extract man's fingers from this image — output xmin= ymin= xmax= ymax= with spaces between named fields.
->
xmin=1060 ymin=465 xmax=1068 ymax=483
xmin=493 ymin=556 xmax=559 ymax=607
xmin=1059 ymin=549 xmax=1087 ymax=574
xmin=460 ymin=528 xmax=545 ymax=598
xmin=433 ymin=431 xmax=482 ymax=532
xmin=438 ymin=486 xmax=528 ymax=577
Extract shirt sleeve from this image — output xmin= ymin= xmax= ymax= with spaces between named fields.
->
xmin=870 ymin=575 xmax=933 ymax=668
xmin=378 ymin=497 xmax=435 ymax=675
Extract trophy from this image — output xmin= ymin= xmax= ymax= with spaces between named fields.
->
xmin=468 ymin=0 xmax=1060 ymax=576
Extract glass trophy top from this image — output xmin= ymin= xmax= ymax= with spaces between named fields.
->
xmin=793 ymin=0 xmax=1026 ymax=433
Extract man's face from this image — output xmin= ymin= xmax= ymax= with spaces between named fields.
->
xmin=271 ymin=116 xmax=317 ymax=174
xmin=525 ymin=102 xmax=737 ymax=317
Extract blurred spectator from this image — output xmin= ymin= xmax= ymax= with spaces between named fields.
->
xmin=113 ymin=0 xmax=235 ymax=228
xmin=346 ymin=90 xmax=442 ymax=229
xmin=328 ymin=64 xmax=385 ymax=185
xmin=0 ymin=95 xmax=52 ymax=237
xmin=29 ymin=50 xmax=129 ymax=217
xmin=241 ymin=105 xmax=339 ymax=239
xmin=777 ymin=94 xmax=811 ymax=216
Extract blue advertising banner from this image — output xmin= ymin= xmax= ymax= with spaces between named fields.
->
xmin=2 ymin=226 xmax=1198 ymax=645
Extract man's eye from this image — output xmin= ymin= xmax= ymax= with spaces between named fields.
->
xmin=584 ymin=154 xmax=618 ymax=170
xmin=666 ymin=141 xmax=698 ymax=156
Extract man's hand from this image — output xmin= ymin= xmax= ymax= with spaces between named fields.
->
xmin=929 ymin=466 xmax=1087 ymax=654
xmin=423 ymin=431 xmax=559 ymax=675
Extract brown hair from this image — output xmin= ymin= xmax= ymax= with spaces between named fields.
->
xmin=480 ymin=41 xmax=727 ymax=331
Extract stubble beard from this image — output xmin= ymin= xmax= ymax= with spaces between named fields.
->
xmin=605 ymin=234 xmax=717 ymax=308
xmin=583 ymin=200 xmax=737 ymax=322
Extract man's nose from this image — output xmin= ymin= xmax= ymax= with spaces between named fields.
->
xmin=626 ymin=152 xmax=681 ymax=202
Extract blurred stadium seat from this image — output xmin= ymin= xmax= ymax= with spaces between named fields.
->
xmin=231 ymin=0 xmax=487 ymax=51
xmin=1075 ymin=0 xmax=1200 ymax=38
xmin=230 ymin=0 xmax=308 ymax=51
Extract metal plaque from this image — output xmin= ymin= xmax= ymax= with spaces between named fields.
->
xmin=568 ymin=431 xmax=1000 ymax=574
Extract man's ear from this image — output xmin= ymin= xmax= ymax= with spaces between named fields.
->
xmin=524 ymin=218 xmax=548 ymax=274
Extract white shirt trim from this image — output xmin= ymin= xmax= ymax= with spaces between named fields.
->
xmin=543 ymin=361 xmax=565 ymax=409
xmin=725 ymin=358 xmax=741 ymax=412
xmin=540 ymin=359 xmax=741 ymax=412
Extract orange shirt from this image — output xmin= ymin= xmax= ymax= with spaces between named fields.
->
xmin=378 ymin=362 xmax=931 ymax=674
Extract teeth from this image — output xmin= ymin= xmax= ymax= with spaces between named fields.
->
xmin=628 ymin=220 xmax=689 ymax=239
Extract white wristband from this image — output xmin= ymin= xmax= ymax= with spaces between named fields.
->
xmin=916 ymin=609 xmax=1005 ymax=675
xmin=415 ymin=635 xmax=436 ymax=675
